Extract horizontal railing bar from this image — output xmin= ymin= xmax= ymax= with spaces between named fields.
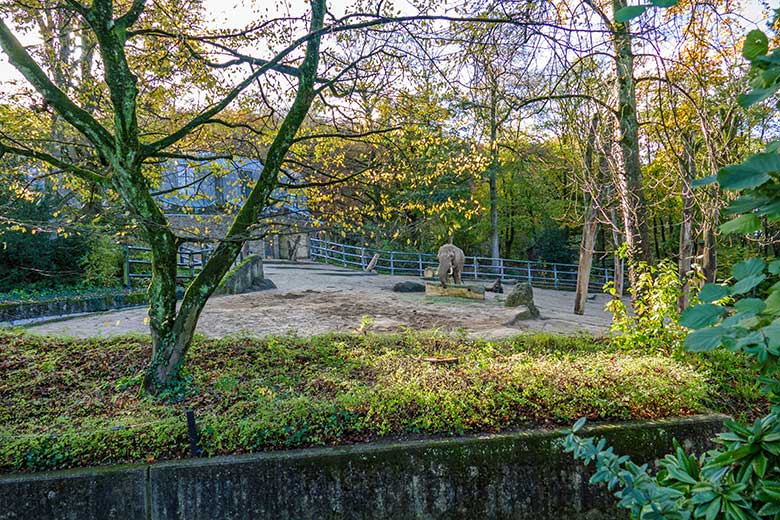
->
xmin=310 ymin=238 xmax=618 ymax=293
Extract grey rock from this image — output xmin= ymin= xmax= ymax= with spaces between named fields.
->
xmin=505 ymin=305 xmax=540 ymax=325
xmin=393 ymin=281 xmax=426 ymax=293
xmin=505 ymin=282 xmax=540 ymax=318
xmin=251 ymin=278 xmax=277 ymax=291
xmin=485 ymin=278 xmax=503 ymax=293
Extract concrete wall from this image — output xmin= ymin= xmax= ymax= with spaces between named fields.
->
xmin=214 ymin=255 xmax=266 ymax=296
xmin=0 ymin=292 xmax=147 ymax=324
xmin=0 ymin=415 xmax=726 ymax=520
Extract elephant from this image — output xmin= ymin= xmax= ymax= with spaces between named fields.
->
xmin=437 ymin=244 xmax=465 ymax=287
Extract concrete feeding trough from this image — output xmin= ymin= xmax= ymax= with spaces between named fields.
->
xmin=424 ymin=283 xmax=485 ymax=300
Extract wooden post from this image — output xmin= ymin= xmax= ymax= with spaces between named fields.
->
xmin=366 ymin=253 xmax=380 ymax=272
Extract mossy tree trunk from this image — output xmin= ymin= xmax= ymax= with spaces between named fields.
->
xmin=678 ymin=133 xmax=696 ymax=312
xmin=610 ymin=0 xmax=651 ymax=281
xmin=0 ymin=0 xmax=327 ymax=394
xmin=574 ymin=117 xmax=600 ymax=315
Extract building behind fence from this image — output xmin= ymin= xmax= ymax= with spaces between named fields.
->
xmin=309 ymin=238 xmax=614 ymax=293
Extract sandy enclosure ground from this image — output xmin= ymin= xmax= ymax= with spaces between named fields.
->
xmin=22 ymin=261 xmax=618 ymax=339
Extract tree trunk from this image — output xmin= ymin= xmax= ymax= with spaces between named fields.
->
xmin=488 ymin=85 xmax=500 ymax=261
xmin=702 ymin=201 xmax=719 ymax=283
xmin=653 ymin=216 xmax=661 ymax=259
xmin=575 ymin=201 xmax=598 ymax=314
xmin=610 ymin=207 xmax=625 ymax=297
xmin=575 ymin=115 xmax=600 ymax=315
xmin=141 ymin=0 xmax=327 ymax=394
xmin=611 ymin=0 xmax=650 ymax=275
xmin=0 ymin=0 xmax=328 ymax=397
xmin=678 ymin=133 xmax=696 ymax=312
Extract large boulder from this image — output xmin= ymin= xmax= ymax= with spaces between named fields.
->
xmin=505 ymin=282 xmax=540 ymax=318
xmin=393 ymin=281 xmax=426 ymax=293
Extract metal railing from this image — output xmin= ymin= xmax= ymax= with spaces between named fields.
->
xmin=123 ymin=245 xmax=216 ymax=290
xmin=309 ymin=238 xmax=613 ymax=292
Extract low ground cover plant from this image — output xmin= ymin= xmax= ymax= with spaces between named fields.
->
xmin=0 ymin=330 xmax=713 ymax=472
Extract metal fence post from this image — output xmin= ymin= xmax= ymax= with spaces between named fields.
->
xmin=341 ymin=246 xmax=346 ymax=267
xmin=361 ymin=248 xmax=366 ymax=270
xmin=124 ymin=245 xmax=131 ymax=290
xmin=473 ymin=257 xmax=478 ymax=279
xmin=527 ymin=262 xmax=532 ymax=283
xmin=390 ymin=252 xmax=395 ymax=275
xmin=418 ymin=253 xmax=423 ymax=277
xmin=553 ymin=264 xmax=558 ymax=289
xmin=499 ymin=258 xmax=504 ymax=279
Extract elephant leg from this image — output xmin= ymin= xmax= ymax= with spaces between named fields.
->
xmin=454 ymin=270 xmax=462 ymax=285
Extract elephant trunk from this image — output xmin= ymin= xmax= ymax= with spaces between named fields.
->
xmin=439 ymin=258 xmax=451 ymax=287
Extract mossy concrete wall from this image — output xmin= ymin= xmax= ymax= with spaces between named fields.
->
xmin=0 ymin=292 xmax=147 ymax=324
xmin=0 ymin=414 xmax=727 ymax=520
xmin=214 ymin=255 xmax=266 ymax=296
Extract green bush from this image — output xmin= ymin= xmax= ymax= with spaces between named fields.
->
xmin=565 ymin=20 xmax=780 ymax=520
xmin=81 ymin=231 xmax=123 ymax=287
xmin=606 ymin=259 xmax=689 ymax=352
xmin=0 ymin=190 xmax=88 ymax=292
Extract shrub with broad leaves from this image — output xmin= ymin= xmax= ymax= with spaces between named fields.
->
xmin=565 ymin=7 xmax=780 ymax=520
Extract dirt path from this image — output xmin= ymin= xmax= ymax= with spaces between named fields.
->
xmin=23 ymin=261 xmax=617 ymax=339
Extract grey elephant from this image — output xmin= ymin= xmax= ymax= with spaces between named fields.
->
xmin=437 ymin=244 xmax=465 ymax=287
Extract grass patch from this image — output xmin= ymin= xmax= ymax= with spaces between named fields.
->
xmin=0 ymin=330 xmax=716 ymax=472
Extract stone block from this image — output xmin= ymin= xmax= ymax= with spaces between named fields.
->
xmin=425 ymin=283 xmax=485 ymax=300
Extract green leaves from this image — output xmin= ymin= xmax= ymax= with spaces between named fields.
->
xmin=698 ymin=283 xmax=729 ymax=303
xmin=614 ymin=5 xmax=647 ymax=22
xmin=743 ymin=30 xmax=769 ymax=60
xmin=692 ymin=175 xmax=717 ymax=187
xmin=737 ymin=87 xmax=778 ymax=108
xmin=728 ymin=259 xmax=767 ymax=296
xmin=720 ymin=214 xmax=760 ymax=235
xmin=685 ymin=327 xmax=726 ymax=352
xmin=718 ymin=153 xmax=779 ymax=190
xmin=733 ymin=258 xmax=766 ymax=280
xmin=731 ymin=275 xmax=766 ymax=296
xmin=680 ymin=304 xmax=725 ymax=329
xmin=613 ymin=1 xmax=678 ymax=22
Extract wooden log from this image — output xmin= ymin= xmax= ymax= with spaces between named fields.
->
xmin=365 ymin=253 xmax=380 ymax=272
xmin=425 ymin=283 xmax=485 ymax=300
